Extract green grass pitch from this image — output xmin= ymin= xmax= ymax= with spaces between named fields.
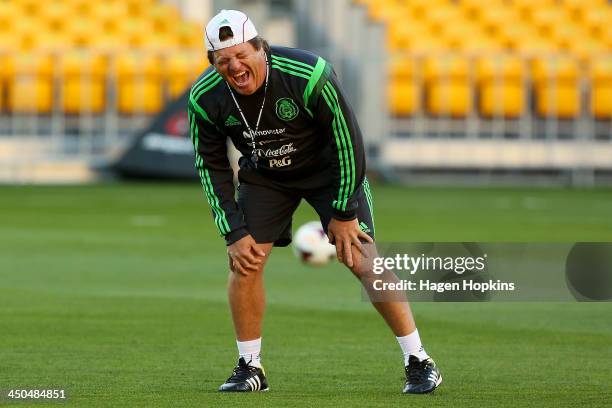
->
xmin=1 ymin=183 xmax=611 ymax=407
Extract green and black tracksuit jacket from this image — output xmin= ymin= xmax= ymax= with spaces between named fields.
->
xmin=188 ymin=46 xmax=366 ymax=245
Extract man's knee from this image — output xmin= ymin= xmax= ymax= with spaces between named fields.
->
xmin=347 ymin=244 xmax=378 ymax=278
xmin=229 ymin=263 xmax=265 ymax=278
xmin=348 ymin=262 xmax=370 ymax=278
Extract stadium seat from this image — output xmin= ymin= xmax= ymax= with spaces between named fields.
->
xmin=59 ymin=51 xmax=106 ymax=114
xmin=562 ymin=0 xmax=608 ymax=19
xmin=567 ymin=38 xmax=608 ymax=62
xmin=408 ymin=0 xmax=452 ymax=18
xmin=425 ymin=6 xmax=464 ymax=31
xmin=440 ymin=24 xmax=489 ymax=50
xmin=511 ymin=0 xmax=557 ymax=17
xmin=5 ymin=53 xmax=53 ymax=114
xmin=423 ymin=56 xmax=473 ymax=117
xmin=120 ymin=20 xmax=153 ymax=48
xmin=149 ymin=3 xmax=181 ymax=34
xmin=116 ymin=52 xmax=163 ymax=114
xmin=15 ymin=0 xmax=41 ymax=17
xmin=476 ymin=5 xmax=522 ymax=36
xmin=532 ymin=57 xmax=581 ymax=118
xmin=0 ymin=2 xmax=17 ymax=33
xmin=476 ymin=56 xmax=525 ymax=118
xmin=125 ymin=0 xmax=157 ymax=19
xmin=589 ymin=57 xmax=612 ymax=119
xmin=387 ymin=21 xmax=432 ymax=51
xmin=388 ymin=56 xmax=421 ymax=116
xmin=67 ymin=0 xmax=95 ymax=17
xmin=67 ymin=20 xmax=101 ymax=48
xmin=39 ymin=3 xmax=72 ymax=31
xmin=0 ymin=33 xmax=16 ymax=54
xmin=580 ymin=7 xmax=611 ymax=35
xmin=460 ymin=0 xmax=506 ymax=19
xmin=93 ymin=3 xmax=129 ymax=34
xmin=165 ymin=51 xmax=208 ymax=99
xmin=175 ymin=21 xmax=204 ymax=50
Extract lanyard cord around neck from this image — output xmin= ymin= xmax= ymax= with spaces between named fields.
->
xmin=225 ymin=52 xmax=270 ymax=167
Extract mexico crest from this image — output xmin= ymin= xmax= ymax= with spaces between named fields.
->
xmin=275 ymin=98 xmax=299 ymax=121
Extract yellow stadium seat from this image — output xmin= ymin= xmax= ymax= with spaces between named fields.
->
xmin=116 ymin=52 xmax=163 ymax=114
xmin=529 ymin=8 xmax=572 ymax=37
xmin=12 ymin=17 xmax=40 ymax=50
xmin=149 ymin=3 xmax=181 ymax=34
xmin=0 ymin=2 xmax=17 ymax=32
xmin=6 ymin=53 xmax=54 ymax=114
xmin=589 ymin=57 xmax=612 ymax=119
xmin=425 ymin=6 xmax=463 ymax=30
xmin=175 ymin=21 xmax=204 ymax=50
xmin=142 ymin=32 xmax=179 ymax=54
xmin=408 ymin=0 xmax=452 ymax=18
xmin=59 ymin=51 xmax=106 ymax=114
xmin=567 ymin=38 xmax=608 ymax=62
xmin=532 ymin=57 xmax=581 ymax=118
xmin=66 ymin=0 xmax=96 ymax=17
xmin=549 ymin=24 xmax=593 ymax=50
xmin=121 ymin=20 xmax=153 ymax=48
xmin=460 ymin=0 xmax=506 ymax=18
xmin=93 ymin=3 xmax=129 ymax=33
xmin=389 ymin=79 xmax=421 ymax=117
xmin=499 ymin=23 xmax=540 ymax=49
xmin=165 ymin=51 xmax=208 ymax=99
xmin=0 ymin=33 xmax=16 ymax=54
xmin=476 ymin=5 xmax=521 ymax=35
xmin=561 ymin=0 xmax=609 ymax=19
xmin=424 ymin=56 xmax=473 ymax=117
xmin=15 ymin=0 xmax=41 ymax=17
xmin=511 ymin=0 xmax=556 ymax=17
xmin=39 ymin=3 xmax=73 ymax=31
xmin=387 ymin=21 xmax=432 ymax=51
xmin=387 ymin=56 xmax=421 ymax=116
xmin=125 ymin=0 xmax=157 ymax=18
xmin=67 ymin=20 xmax=101 ymax=48
xmin=441 ymin=24 xmax=489 ymax=50
xmin=580 ymin=7 xmax=611 ymax=33
xmin=476 ymin=56 xmax=525 ymax=118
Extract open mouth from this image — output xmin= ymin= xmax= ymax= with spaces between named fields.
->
xmin=232 ymin=70 xmax=250 ymax=88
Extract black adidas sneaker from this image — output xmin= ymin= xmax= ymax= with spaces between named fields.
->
xmin=218 ymin=357 xmax=269 ymax=392
xmin=403 ymin=355 xmax=442 ymax=394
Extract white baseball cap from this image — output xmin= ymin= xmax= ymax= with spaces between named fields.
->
xmin=205 ymin=9 xmax=258 ymax=51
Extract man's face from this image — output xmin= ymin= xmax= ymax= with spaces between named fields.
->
xmin=213 ymin=42 xmax=266 ymax=96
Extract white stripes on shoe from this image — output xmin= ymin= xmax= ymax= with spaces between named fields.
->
xmin=245 ymin=376 xmax=261 ymax=391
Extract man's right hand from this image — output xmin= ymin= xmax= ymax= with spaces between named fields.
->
xmin=227 ymin=234 xmax=266 ymax=276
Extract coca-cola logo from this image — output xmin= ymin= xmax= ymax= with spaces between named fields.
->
xmin=254 ymin=143 xmax=297 ymax=158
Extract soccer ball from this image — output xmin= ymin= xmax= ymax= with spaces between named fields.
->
xmin=292 ymin=221 xmax=336 ymax=266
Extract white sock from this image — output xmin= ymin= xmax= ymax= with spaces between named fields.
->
xmin=236 ymin=338 xmax=262 ymax=368
xmin=396 ymin=329 xmax=430 ymax=366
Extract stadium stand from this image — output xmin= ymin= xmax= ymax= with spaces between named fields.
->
xmin=355 ymin=0 xmax=612 ymax=119
xmin=0 ymin=0 xmax=206 ymax=115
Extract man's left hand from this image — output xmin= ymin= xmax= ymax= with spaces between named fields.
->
xmin=327 ymin=218 xmax=374 ymax=268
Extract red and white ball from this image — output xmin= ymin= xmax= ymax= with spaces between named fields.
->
xmin=292 ymin=221 xmax=336 ymax=266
